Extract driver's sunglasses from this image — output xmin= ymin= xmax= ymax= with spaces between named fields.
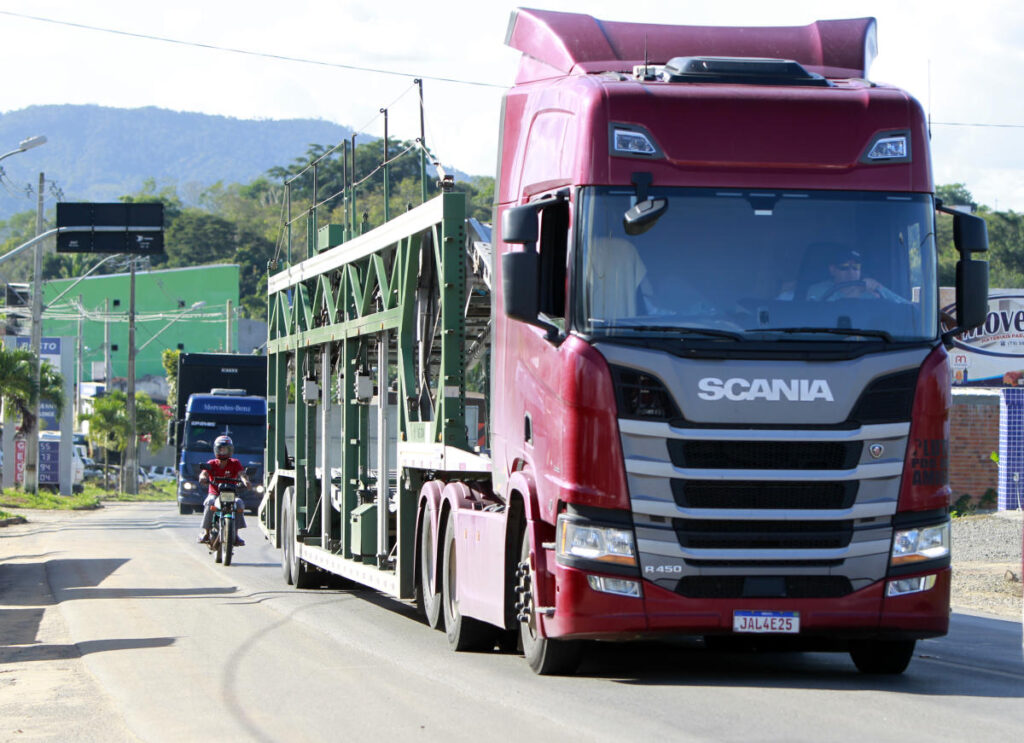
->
xmin=836 ymin=262 xmax=861 ymax=271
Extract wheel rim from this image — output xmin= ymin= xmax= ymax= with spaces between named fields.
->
xmin=445 ymin=531 xmax=458 ymax=619
xmin=518 ymin=533 xmax=538 ymax=643
xmin=421 ymin=515 xmax=434 ymax=595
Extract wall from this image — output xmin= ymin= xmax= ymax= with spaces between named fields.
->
xmin=42 ymin=264 xmax=240 ymax=380
xmin=949 ymin=389 xmax=1000 ymax=503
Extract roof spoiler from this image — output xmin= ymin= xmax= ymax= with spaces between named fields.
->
xmin=505 ymin=8 xmax=876 ymax=83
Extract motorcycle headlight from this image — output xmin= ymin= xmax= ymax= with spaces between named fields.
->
xmin=891 ymin=522 xmax=949 ymax=566
xmin=557 ymin=515 xmax=637 ymax=567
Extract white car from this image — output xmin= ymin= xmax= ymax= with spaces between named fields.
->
xmin=145 ymin=465 xmax=176 ymax=482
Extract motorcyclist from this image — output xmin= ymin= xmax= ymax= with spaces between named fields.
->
xmin=197 ymin=435 xmax=251 ymax=546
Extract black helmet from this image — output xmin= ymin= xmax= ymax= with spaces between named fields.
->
xmin=214 ymin=435 xmax=233 ymax=459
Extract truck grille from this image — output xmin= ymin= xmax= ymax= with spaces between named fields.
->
xmin=672 ymin=519 xmax=854 ymax=550
xmin=671 ymin=480 xmax=856 ymax=510
xmin=667 ymin=440 xmax=862 ymax=470
xmin=675 ymin=575 xmax=853 ymax=599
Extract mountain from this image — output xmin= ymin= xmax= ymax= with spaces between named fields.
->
xmin=0 ymin=104 xmax=356 ymax=219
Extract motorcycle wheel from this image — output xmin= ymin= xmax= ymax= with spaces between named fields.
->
xmin=223 ymin=518 xmax=235 ymax=566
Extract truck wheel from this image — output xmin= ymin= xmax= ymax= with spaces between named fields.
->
xmin=517 ymin=529 xmax=582 ymax=675
xmin=441 ymin=512 xmax=496 ymax=651
xmin=849 ymin=639 xmax=916 ymax=674
xmin=179 ymin=503 xmax=191 ymax=516
xmin=287 ymin=488 xmax=317 ymax=589
xmin=281 ymin=488 xmax=294 ymax=585
xmin=417 ymin=508 xmax=442 ymax=629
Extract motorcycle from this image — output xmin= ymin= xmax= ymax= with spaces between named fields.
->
xmin=206 ymin=477 xmax=244 ymax=566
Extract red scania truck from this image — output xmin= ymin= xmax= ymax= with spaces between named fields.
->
xmin=260 ymin=8 xmax=989 ymax=674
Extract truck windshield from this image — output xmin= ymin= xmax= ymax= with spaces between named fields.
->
xmin=185 ymin=423 xmax=264 ymax=454
xmin=575 ymin=187 xmax=938 ymax=342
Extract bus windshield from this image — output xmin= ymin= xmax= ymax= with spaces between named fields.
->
xmin=575 ymin=187 xmax=937 ymax=343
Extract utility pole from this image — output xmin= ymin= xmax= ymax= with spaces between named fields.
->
xmin=104 ymin=297 xmax=111 ymax=387
xmin=25 ymin=172 xmax=45 ymax=494
xmin=125 ymin=257 xmax=137 ymax=495
xmin=76 ymin=294 xmax=83 ymax=421
xmin=225 ymin=299 xmax=232 ymax=353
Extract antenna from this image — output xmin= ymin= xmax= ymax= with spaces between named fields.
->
xmin=644 ymin=34 xmax=650 ymax=78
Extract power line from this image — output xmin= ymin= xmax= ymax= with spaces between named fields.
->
xmin=0 ymin=9 xmax=505 ymax=90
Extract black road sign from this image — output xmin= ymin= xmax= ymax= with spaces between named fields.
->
xmin=56 ymin=202 xmax=164 ymax=254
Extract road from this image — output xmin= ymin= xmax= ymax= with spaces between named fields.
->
xmin=1 ymin=502 xmax=1022 ymax=742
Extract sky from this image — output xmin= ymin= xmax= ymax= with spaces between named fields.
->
xmin=0 ymin=0 xmax=1022 ymax=210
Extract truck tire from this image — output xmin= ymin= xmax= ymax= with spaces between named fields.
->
xmin=286 ymin=487 xmax=317 ymax=589
xmin=281 ymin=488 xmax=294 ymax=585
xmin=518 ymin=529 xmax=582 ymax=675
xmin=441 ymin=511 xmax=496 ymax=651
xmin=179 ymin=502 xmax=191 ymax=516
xmin=417 ymin=508 xmax=442 ymax=629
xmin=849 ymin=639 xmax=916 ymax=674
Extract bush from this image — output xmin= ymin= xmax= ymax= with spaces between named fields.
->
xmin=951 ymin=494 xmax=976 ymax=517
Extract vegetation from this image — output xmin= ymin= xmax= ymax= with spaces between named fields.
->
xmin=80 ymin=390 xmax=168 ymax=492
xmin=0 ymin=479 xmax=176 ymax=513
xmin=0 ymin=345 xmax=65 ymax=438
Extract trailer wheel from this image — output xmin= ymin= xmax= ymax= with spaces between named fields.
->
xmin=849 ymin=639 xmax=916 ymax=674
xmin=517 ymin=529 xmax=582 ymax=675
xmin=417 ymin=508 xmax=442 ymax=629
xmin=441 ymin=512 xmax=496 ymax=651
xmin=281 ymin=488 xmax=294 ymax=585
xmin=287 ymin=488 xmax=317 ymax=589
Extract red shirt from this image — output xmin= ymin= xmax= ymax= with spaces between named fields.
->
xmin=205 ymin=457 xmax=246 ymax=496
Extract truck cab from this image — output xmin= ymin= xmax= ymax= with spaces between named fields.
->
xmin=176 ymin=390 xmax=267 ymax=515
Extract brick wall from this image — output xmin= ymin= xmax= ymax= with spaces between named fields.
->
xmin=949 ymin=390 xmax=1001 ymax=504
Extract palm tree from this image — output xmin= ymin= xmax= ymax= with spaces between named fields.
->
xmin=0 ymin=345 xmax=64 ymax=438
xmin=82 ymin=390 xmax=167 ymax=492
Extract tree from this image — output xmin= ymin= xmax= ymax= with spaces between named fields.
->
xmin=162 ymin=349 xmax=181 ymax=412
xmin=0 ymin=346 xmax=65 ymax=439
xmin=82 ymin=390 xmax=167 ymax=492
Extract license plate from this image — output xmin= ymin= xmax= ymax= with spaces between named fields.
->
xmin=733 ymin=610 xmax=800 ymax=634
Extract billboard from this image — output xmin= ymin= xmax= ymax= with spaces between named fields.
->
xmin=942 ymin=290 xmax=1024 ymax=387
xmin=13 ymin=336 xmax=62 ymax=429
xmin=56 ymin=202 xmax=164 ymax=255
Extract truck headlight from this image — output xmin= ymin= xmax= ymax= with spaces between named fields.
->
xmin=557 ymin=515 xmax=637 ymax=567
xmin=182 ymin=481 xmax=194 ymax=491
xmin=890 ymin=522 xmax=949 ymax=566
xmin=256 ymin=484 xmax=265 ymax=494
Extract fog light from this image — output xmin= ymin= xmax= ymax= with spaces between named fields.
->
xmin=887 ymin=574 xmax=937 ymax=597
xmin=587 ymin=575 xmax=642 ymax=598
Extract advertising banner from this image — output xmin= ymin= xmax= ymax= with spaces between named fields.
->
xmin=942 ymin=290 xmax=1024 ymax=387
xmin=13 ymin=336 xmax=62 ymax=428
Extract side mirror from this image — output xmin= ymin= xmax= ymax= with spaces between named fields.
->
xmin=502 ymin=203 xmax=540 ymax=245
xmin=623 ymin=197 xmax=668 ymax=236
xmin=955 ymin=258 xmax=989 ymax=331
xmin=952 ymin=211 xmax=989 ymax=254
xmin=502 ymin=251 xmax=540 ymax=323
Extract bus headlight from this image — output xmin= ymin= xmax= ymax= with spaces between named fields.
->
xmin=891 ymin=522 xmax=949 ymax=566
xmin=557 ymin=515 xmax=637 ymax=567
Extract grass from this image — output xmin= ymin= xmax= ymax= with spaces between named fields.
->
xmin=0 ymin=479 xmax=176 ymax=511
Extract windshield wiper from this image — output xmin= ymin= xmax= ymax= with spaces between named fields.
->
xmin=626 ymin=325 xmax=743 ymax=341
xmin=758 ymin=326 xmax=893 ymax=341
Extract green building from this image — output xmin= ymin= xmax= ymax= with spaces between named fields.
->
xmin=43 ymin=264 xmax=240 ymax=380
